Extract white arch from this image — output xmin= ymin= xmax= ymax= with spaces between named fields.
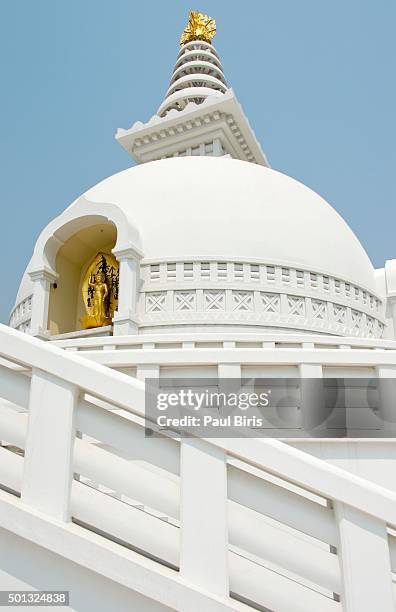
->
xmin=25 ymin=196 xmax=143 ymax=338
xmin=30 ymin=195 xmax=143 ymax=277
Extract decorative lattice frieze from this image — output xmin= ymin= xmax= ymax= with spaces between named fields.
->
xmin=139 ymin=258 xmax=385 ymax=338
xmin=311 ymin=299 xmax=327 ymax=319
xmin=146 ymin=292 xmax=167 ymax=312
xmin=333 ymin=304 xmax=347 ymax=324
xmin=204 ymin=290 xmax=225 ymax=311
xmin=351 ymin=309 xmax=363 ymax=331
xmin=287 ymin=296 xmax=306 ymax=316
xmin=174 ymin=291 xmax=196 ymax=311
xmin=232 ymin=291 xmax=253 ymax=312
xmin=366 ymin=316 xmax=374 ymax=337
xmin=376 ymin=321 xmax=384 ymax=338
xmin=140 ymin=284 xmax=384 ymax=338
xmin=261 ymin=293 xmax=281 ymax=313
xmin=142 ymin=260 xmax=382 ymax=319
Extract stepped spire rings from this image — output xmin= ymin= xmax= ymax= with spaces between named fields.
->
xmin=180 ymin=11 xmax=216 ymax=46
xmin=80 ymin=252 xmax=119 ymax=329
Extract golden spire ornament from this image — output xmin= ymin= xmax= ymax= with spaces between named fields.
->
xmin=180 ymin=11 xmax=216 ymax=46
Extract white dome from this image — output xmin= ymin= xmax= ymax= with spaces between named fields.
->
xmin=15 ymin=156 xmax=377 ymax=305
xmin=13 ymin=156 xmax=384 ymax=339
xmin=80 ymin=156 xmax=375 ymax=290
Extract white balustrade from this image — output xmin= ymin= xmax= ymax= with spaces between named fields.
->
xmin=1 ymin=323 xmax=396 ymax=611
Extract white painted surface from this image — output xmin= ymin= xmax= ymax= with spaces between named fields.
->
xmin=290 ymin=440 xmax=396 ymax=493
xmin=335 ymin=502 xmax=395 ymax=612
xmin=0 ymin=489 xmax=252 ymax=612
xmin=180 ymin=438 xmax=228 ymax=596
xmin=29 ymin=270 xmax=56 ymax=337
xmin=113 ymin=248 xmax=140 ymax=335
xmin=0 ymin=528 xmax=173 ymax=612
xmin=80 ymin=158 xmax=377 ymax=290
xmin=228 ymin=501 xmax=341 ymax=593
xmin=4 ymin=18 xmax=396 ymax=610
xmin=229 ymin=553 xmax=340 ymax=612
xmin=2 ymin=322 xmax=396 ymax=611
xmin=13 ymin=156 xmax=381 ymax=328
xmin=22 ymin=369 xmax=77 ymax=521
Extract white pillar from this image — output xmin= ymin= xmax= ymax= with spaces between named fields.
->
xmin=28 ymin=268 xmax=58 ymax=338
xmin=213 ymin=137 xmax=223 ymax=156
xmin=112 ymin=247 xmax=141 ymax=336
xmin=136 ymin=364 xmax=160 ymax=382
xmin=218 ymin=363 xmax=241 ymax=379
xmin=218 ymin=363 xmax=241 ymax=421
xmin=180 ymin=438 xmax=228 ymax=597
xmin=388 ymin=298 xmax=396 ymax=339
xmin=384 ymin=260 xmax=396 ymax=338
xmin=21 ymin=368 xmax=78 ymax=521
xmin=298 ymin=363 xmax=327 ymax=433
xmin=375 ymin=365 xmax=396 ymax=434
xmin=334 ymin=502 xmax=394 ymax=612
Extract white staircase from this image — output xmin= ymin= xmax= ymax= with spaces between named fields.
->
xmin=0 ymin=324 xmax=395 ymax=611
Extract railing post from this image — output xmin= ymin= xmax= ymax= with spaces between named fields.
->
xmin=180 ymin=438 xmax=229 ymax=597
xmin=21 ymin=368 xmax=78 ymax=521
xmin=334 ymin=501 xmax=394 ymax=611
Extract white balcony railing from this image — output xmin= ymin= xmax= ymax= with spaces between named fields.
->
xmin=0 ymin=324 xmax=395 ymax=611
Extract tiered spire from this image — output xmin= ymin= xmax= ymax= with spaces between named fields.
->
xmin=158 ymin=12 xmax=228 ymax=117
xmin=158 ymin=39 xmax=228 ymax=117
xmin=116 ymin=11 xmax=268 ymax=167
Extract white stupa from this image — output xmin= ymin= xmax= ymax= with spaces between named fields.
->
xmin=2 ymin=11 xmax=396 ymax=612
xmin=9 ymin=13 xmax=396 ymax=342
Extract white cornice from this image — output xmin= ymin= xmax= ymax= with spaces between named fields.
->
xmin=112 ymin=246 xmax=144 ymax=261
xmin=28 ymin=267 xmax=59 ymax=283
xmin=116 ymin=90 xmax=269 ymax=167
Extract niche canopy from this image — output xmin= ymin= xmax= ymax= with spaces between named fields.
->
xmin=116 ymin=10 xmax=269 ymax=166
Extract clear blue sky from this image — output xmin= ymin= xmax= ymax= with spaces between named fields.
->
xmin=1 ymin=0 xmax=395 ymax=322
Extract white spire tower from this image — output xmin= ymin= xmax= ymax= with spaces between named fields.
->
xmin=116 ymin=11 xmax=269 ymax=166
xmin=157 ymin=39 xmax=228 ymax=117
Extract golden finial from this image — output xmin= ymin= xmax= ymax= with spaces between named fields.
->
xmin=180 ymin=11 xmax=216 ymax=46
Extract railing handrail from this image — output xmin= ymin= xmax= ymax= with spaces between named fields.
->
xmin=1 ymin=323 xmax=396 ymax=528
xmin=62 ymin=347 xmax=396 ymax=368
xmin=0 ymin=324 xmax=145 ymax=413
xmin=52 ymin=331 xmax=396 ymax=350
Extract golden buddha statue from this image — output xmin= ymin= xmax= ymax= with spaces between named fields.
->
xmin=80 ymin=253 xmax=119 ymax=329
xmin=90 ymin=272 xmax=109 ymax=324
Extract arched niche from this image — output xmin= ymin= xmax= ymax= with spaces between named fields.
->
xmin=48 ymin=222 xmax=117 ymax=335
